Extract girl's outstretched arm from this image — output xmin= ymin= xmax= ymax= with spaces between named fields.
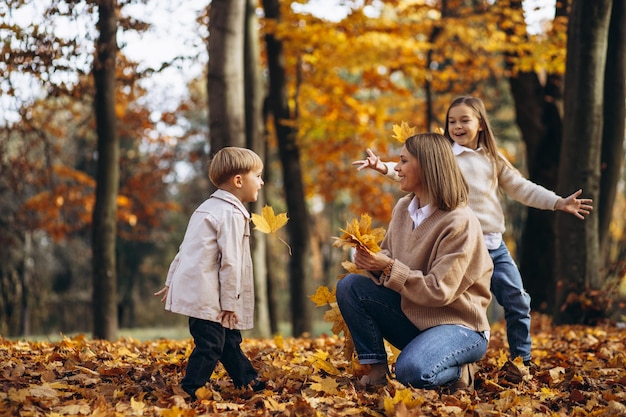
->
xmin=554 ymin=189 xmax=593 ymax=220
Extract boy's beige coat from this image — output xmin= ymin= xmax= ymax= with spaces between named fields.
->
xmin=164 ymin=189 xmax=255 ymax=330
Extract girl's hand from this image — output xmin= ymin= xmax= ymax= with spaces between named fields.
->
xmin=154 ymin=286 xmax=169 ymax=302
xmin=352 ymin=148 xmax=388 ymax=174
xmin=354 ymin=247 xmax=391 ymax=271
xmin=217 ymin=311 xmax=239 ymax=330
xmin=555 ymin=189 xmax=593 ymax=220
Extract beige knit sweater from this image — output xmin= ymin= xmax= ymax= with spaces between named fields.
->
xmin=371 ymin=195 xmax=493 ymax=332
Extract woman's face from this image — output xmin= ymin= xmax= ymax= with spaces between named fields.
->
xmin=394 ymin=145 xmax=423 ymax=196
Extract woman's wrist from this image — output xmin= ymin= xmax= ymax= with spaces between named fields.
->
xmin=381 ymin=259 xmax=394 ymax=280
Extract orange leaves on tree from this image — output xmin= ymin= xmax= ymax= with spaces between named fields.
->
xmin=251 ymin=205 xmax=291 ymax=254
xmin=20 ymin=164 xmax=95 ymax=240
xmin=332 ymin=213 xmax=385 ymax=254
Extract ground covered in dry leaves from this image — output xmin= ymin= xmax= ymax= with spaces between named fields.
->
xmin=2 ymin=314 xmax=626 ymax=416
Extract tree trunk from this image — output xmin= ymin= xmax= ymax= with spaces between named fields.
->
xmin=92 ymin=0 xmax=119 ymax=340
xmin=598 ymin=0 xmax=625 ymax=259
xmin=505 ymin=0 xmax=565 ymax=312
xmin=262 ymin=0 xmax=312 ymax=337
xmin=425 ymin=0 xmax=448 ymax=131
xmin=554 ymin=0 xmax=612 ymax=324
xmin=208 ymin=0 xmax=246 ymax=152
xmin=245 ymin=0 xmax=271 ymax=338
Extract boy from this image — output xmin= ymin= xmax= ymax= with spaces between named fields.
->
xmin=154 ymin=146 xmax=266 ymax=400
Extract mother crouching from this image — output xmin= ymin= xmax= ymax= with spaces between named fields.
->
xmin=337 ymin=132 xmax=493 ymax=393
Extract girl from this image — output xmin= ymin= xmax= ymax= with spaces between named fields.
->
xmin=338 ymin=132 xmax=493 ymax=393
xmin=353 ymin=96 xmax=593 ymax=366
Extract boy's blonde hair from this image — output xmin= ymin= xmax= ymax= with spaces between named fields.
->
xmin=404 ymin=132 xmax=469 ymax=211
xmin=208 ymin=147 xmax=263 ymax=187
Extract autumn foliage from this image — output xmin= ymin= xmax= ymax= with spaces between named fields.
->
xmin=2 ymin=316 xmax=626 ymax=416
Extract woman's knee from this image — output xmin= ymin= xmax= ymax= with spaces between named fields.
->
xmin=336 ymin=273 xmax=362 ymax=301
xmin=395 ymin=358 xmax=430 ymax=388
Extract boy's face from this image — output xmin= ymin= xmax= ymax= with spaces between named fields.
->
xmin=239 ymin=167 xmax=264 ymax=203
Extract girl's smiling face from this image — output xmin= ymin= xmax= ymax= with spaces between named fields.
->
xmin=447 ymin=103 xmax=482 ymax=149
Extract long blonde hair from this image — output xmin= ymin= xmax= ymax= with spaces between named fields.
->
xmin=404 ymin=132 xmax=469 ymax=211
xmin=443 ymin=96 xmax=514 ymax=189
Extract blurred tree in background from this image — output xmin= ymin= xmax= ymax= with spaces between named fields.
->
xmin=0 ymin=0 xmax=623 ymax=338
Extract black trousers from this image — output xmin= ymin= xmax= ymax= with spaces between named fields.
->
xmin=181 ymin=317 xmax=258 ymax=394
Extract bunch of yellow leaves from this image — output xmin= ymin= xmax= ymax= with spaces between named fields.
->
xmin=251 ymin=205 xmax=291 ymax=254
xmin=332 ymin=213 xmax=385 ymax=254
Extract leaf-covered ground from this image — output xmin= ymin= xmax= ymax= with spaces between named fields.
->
xmin=2 ymin=314 xmax=626 ymax=416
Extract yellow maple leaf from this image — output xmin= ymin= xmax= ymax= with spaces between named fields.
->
xmin=309 ymin=350 xmax=341 ymax=376
xmin=251 ymin=205 xmax=291 ymax=254
xmin=273 ymin=334 xmax=284 ymax=350
xmin=251 ymin=205 xmax=288 ymax=234
xmin=332 ymin=213 xmax=385 ymax=254
xmin=336 ymin=260 xmax=365 ymax=280
xmin=384 ymin=387 xmax=425 ymax=415
xmin=130 ymin=397 xmax=146 ymax=415
xmin=323 ymin=305 xmax=347 ymax=337
xmin=391 ymin=121 xmax=417 ymax=143
xmin=308 ymin=374 xmax=340 ymax=395
xmin=310 ymin=285 xmax=336 ymax=307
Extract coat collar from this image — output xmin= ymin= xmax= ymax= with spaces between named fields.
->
xmin=210 ymin=189 xmax=251 ymax=219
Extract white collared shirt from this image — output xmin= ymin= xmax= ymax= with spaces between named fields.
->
xmin=408 ymin=196 xmax=434 ymax=229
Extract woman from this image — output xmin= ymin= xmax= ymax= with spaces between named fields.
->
xmin=337 ymin=132 xmax=493 ymax=392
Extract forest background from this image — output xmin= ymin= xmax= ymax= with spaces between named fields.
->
xmin=0 ymin=0 xmax=625 ymax=342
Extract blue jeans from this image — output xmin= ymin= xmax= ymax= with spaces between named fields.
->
xmin=489 ymin=241 xmax=532 ymax=362
xmin=336 ymin=273 xmax=489 ymax=389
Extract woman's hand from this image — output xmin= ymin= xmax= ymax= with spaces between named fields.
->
xmin=352 ymin=148 xmax=388 ymax=174
xmin=555 ymin=189 xmax=593 ymax=220
xmin=217 ymin=311 xmax=239 ymax=330
xmin=354 ymin=247 xmax=391 ymax=271
xmin=154 ymin=286 xmax=169 ymax=302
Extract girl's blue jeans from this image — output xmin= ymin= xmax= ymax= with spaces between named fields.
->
xmin=489 ymin=241 xmax=532 ymax=362
xmin=336 ymin=273 xmax=489 ymax=389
